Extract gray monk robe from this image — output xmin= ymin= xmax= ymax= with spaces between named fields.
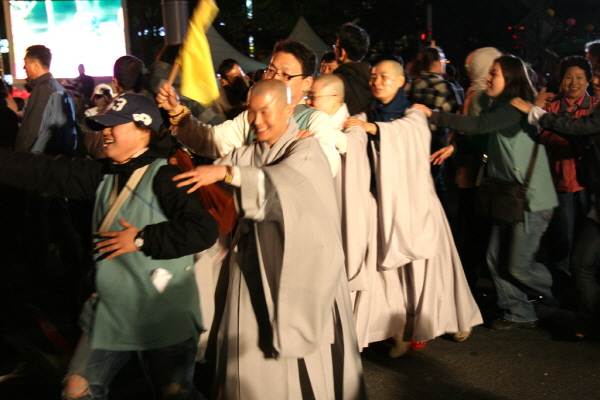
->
xmin=213 ymin=120 xmax=365 ymax=400
xmin=359 ymin=108 xmax=483 ymax=342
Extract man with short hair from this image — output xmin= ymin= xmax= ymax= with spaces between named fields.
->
xmin=345 ymin=60 xmax=482 ymax=356
xmin=320 ymin=51 xmax=339 ymax=74
xmin=213 ymin=58 xmax=250 ymax=120
xmin=333 ymin=23 xmax=374 ymax=115
xmin=15 ymin=45 xmax=77 ymax=155
xmin=113 ymin=55 xmax=145 ymax=94
xmin=173 ymin=79 xmax=366 ymax=399
xmin=74 ymin=63 xmax=95 ymax=104
xmin=158 ymin=39 xmax=340 ymax=176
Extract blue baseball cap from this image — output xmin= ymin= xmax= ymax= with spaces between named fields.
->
xmin=86 ymin=93 xmax=163 ymax=132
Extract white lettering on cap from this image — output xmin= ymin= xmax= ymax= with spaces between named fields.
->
xmin=133 ymin=113 xmax=153 ymax=126
xmin=110 ymin=98 xmax=127 ymax=112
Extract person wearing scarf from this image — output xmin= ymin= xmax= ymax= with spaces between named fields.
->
xmin=344 ymin=60 xmax=482 ymax=358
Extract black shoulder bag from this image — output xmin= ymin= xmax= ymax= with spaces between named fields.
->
xmin=474 ymin=144 xmax=539 ymax=224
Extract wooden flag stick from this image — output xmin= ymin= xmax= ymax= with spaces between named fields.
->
xmin=167 ymin=62 xmax=181 ymax=87
xmin=158 ymin=62 xmax=181 ymax=111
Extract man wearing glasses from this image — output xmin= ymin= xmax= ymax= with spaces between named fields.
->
xmin=157 ymin=40 xmax=340 ymax=177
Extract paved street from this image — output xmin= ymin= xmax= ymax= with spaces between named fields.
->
xmin=1 ymin=258 xmax=599 ymax=400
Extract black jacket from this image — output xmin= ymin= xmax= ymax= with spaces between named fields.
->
xmin=539 ymin=105 xmax=600 ymax=215
xmin=15 ymin=73 xmax=77 ymax=156
xmin=0 ymin=136 xmax=219 ymax=259
xmin=334 ymin=61 xmax=374 ymax=116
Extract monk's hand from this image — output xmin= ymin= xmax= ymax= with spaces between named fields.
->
xmin=344 ymin=117 xmax=377 ymax=135
xmin=96 ymin=218 xmax=140 ymax=259
xmin=173 ymin=165 xmax=228 ymax=193
xmin=534 ymin=87 xmax=555 ymax=109
xmin=510 ymin=97 xmax=534 ymax=114
xmin=297 ymin=129 xmax=314 ymax=139
xmin=430 ymin=145 xmax=455 ymax=166
xmin=411 ymin=103 xmax=432 ymax=117
xmin=156 ymin=82 xmax=182 ymax=114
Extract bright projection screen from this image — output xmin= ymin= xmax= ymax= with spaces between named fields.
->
xmin=4 ymin=0 xmax=128 ymax=80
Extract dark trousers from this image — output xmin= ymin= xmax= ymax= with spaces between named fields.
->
xmin=546 ymin=190 xmax=589 ymax=273
xmin=571 ymin=217 xmax=600 ymax=335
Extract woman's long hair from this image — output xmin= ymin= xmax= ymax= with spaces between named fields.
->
xmin=494 ymin=55 xmax=536 ymax=104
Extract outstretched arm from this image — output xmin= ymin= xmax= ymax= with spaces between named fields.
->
xmin=344 ymin=117 xmax=377 ymax=135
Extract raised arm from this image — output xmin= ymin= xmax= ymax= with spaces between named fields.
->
xmin=538 ymin=106 xmax=600 ymax=136
xmin=429 ymin=103 xmax=524 ymax=135
xmin=0 ymin=151 xmax=102 ymax=201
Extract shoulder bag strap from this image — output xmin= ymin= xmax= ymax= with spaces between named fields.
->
xmin=98 ymin=164 xmax=150 ymax=233
xmin=521 ymin=143 xmax=539 ymax=193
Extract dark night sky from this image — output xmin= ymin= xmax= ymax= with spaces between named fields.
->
xmin=2 ymin=0 xmax=599 ymax=77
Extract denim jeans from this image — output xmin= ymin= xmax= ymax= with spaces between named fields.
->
xmin=64 ymin=335 xmax=201 ymax=400
xmin=547 ymin=190 xmax=588 ymax=273
xmin=486 ymin=209 xmax=554 ymax=322
xmin=570 ymin=217 xmax=600 ymax=335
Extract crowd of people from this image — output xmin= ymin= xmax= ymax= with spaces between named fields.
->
xmin=0 ymin=20 xmax=600 ymax=400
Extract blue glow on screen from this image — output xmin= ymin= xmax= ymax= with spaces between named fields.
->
xmin=9 ymin=0 xmax=127 ymax=79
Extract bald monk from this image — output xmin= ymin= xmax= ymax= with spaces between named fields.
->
xmin=175 ymin=79 xmax=366 ymax=399
xmin=344 ymin=60 xmax=482 ymax=357
xmin=307 ymin=74 xmax=349 ymax=154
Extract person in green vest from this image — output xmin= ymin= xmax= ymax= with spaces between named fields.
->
xmin=0 ymin=93 xmax=219 ymax=399
xmin=157 ymin=39 xmax=342 ymax=177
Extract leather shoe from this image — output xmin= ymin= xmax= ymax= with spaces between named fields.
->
xmin=489 ymin=318 xmax=538 ymax=330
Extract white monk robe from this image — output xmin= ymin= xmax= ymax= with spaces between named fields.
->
xmin=328 ymin=102 xmax=403 ymax=349
xmin=212 ymin=119 xmax=365 ymax=400
xmin=341 ymin=126 xmax=406 ymax=349
xmin=359 ymin=108 xmax=483 ymax=342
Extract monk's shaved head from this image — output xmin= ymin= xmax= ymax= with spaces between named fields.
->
xmin=370 ymin=60 xmax=406 ymax=104
xmin=313 ymin=73 xmax=345 ymax=98
xmin=375 ymin=60 xmax=404 ymax=77
xmin=248 ymin=79 xmax=291 ymax=107
xmin=247 ymin=79 xmax=294 ymax=147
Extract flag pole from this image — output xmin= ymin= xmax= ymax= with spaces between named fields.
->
xmin=167 ymin=62 xmax=181 ymax=87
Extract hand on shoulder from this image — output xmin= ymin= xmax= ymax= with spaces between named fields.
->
xmin=410 ymin=104 xmax=432 ymax=117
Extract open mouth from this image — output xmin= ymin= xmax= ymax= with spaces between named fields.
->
xmin=104 ymin=139 xmax=115 ymax=145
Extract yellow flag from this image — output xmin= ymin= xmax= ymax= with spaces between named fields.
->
xmin=179 ymin=0 xmax=219 ymax=107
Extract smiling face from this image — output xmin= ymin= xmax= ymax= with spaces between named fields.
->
xmin=306 ymin=79 xmax=341 ymax=116
xmin=561 ymin=66 xmax=589 ymax=101
xmin=102 ymin=122 xmax=150 ymax=163
xmin=247 ymin=90 xmax=293 ymax=147
xmin=485 ymin=62 xmax=506 ymax=98
xmin=369 ymin=61 xmax=406 ymax=104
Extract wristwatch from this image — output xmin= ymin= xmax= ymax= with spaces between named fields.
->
xmin=223 ymin=166 xmax=234 ymax=184
xmin=134 ymin=230 xmax=145 ymax=250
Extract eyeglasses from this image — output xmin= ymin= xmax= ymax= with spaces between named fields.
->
xmin=263 ymin=68 xmax=309 ymax=81
xmin=306 ymin=94 xmax=338 ymax=102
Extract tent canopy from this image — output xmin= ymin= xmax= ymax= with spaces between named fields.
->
xmin=287 ymin=17 xmax=332 ymax=58
xmin=207 ymin=26 xmax=267 ymax=74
